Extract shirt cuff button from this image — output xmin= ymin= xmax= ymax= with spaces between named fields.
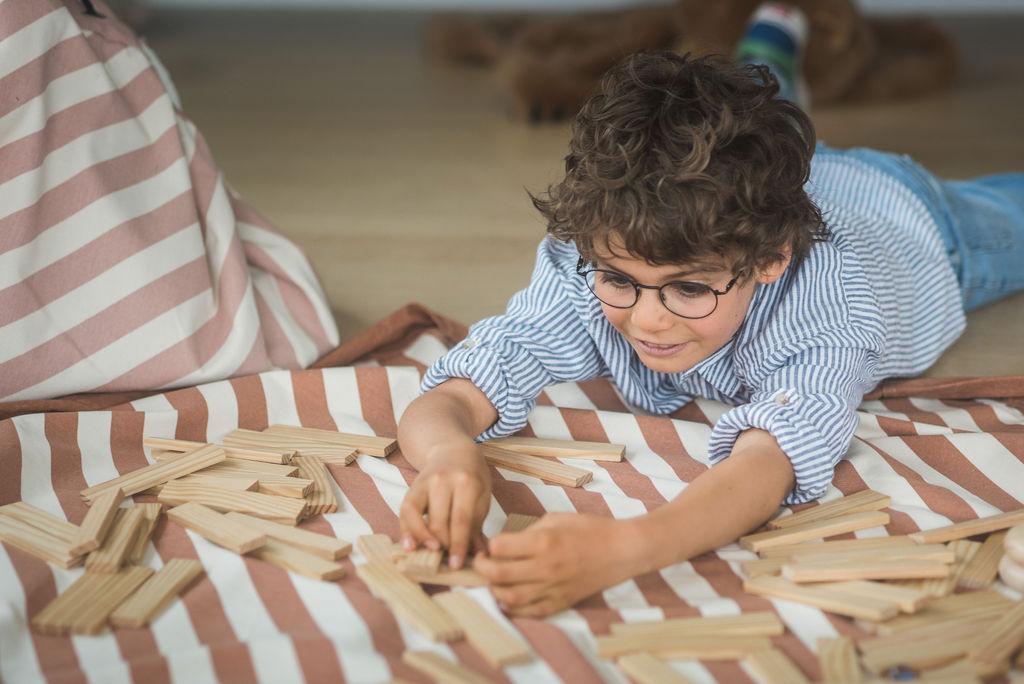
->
xmin=461 ymin=338 xmax=477 ymax=350
xmin=775 ymin=393 xmax=790 ymax=406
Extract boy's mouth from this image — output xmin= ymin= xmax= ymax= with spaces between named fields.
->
xmin=633 ymin=338 xmax=690 ymax=358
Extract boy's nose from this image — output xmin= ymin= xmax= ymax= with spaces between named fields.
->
xmin=629 ymin=288 xmax=674 ymax=333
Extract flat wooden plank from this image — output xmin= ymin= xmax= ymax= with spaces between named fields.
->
xmin=817 ymin=637 xmax=861 ymax=683
xmin=252 ymin=475 xmax=314 ymax=499
xmin=223 ymin=428 xmax=358 ymax=461
xmin=740 ymin=511 xmax=890 ymax=553
xmin=357 ymin=534 xmax=397 ymax=565
xmin=783 ymin=558 xmax=951 ymax=583
xmin=909 ymin=508 xmax=1024 ymax=544
xmin=224 ymin=512 xmax=351 ymax=560
xmin=744 ymin=648 xmax=810 ymax=684
xmin=81 ymin=445 xmax=226 ymax=503
xmin=609 ymin=612 xmax=785 ymax=639
xmin=70 ymin=487 xmax=124 ymax=556
xmin=264 ymin=424 xmax=397 ymax=457
xmin=401 ymin=651 xmax=489 ymax=684
xmin=433 ymin=591 xmax=532 ymax=667
xmin=0 ymin=512 xmax=81 ymax=568
xmin=293 ymin=454 xmax=338 ymax=516
xmin=915 ymin=539 xmax=981 ymax=597
xmin=743 ymin=575 xmax=899 ymax=622
xmin=869 ymin=589 xmax=1011 ymax=635
xmin=32 ymin=566 xmax=153 ymax=635
xmin=957 ymin=530 xmax=1007 ymax=590
xmin=175 ymin=473 xmax=260 ymax=491
xmin=965 ymin=599 xmax=1024 ymax=677
xmin=251 ymin=539 xmax=345 ymax=580
xmin=127 ymin=503 xmax=163 ymax=563
xmin=166 ymin=502 xmax=268 ymax=553
xmin=617 ymin=653 xmax=693 ymax=684
xmin=485 ymin=436 xmax=624 ymax=462
xmin=741 ymin=557 xmax=786 ymax=578
xmin=398 ymin=548 xmax=442 ymax=576
xmin=86 ymin=506 xmax=144 ymax=573
xmin=859 ymin=613 xmax=1000 ymax=673
xmin=109 ymin=558 xmax=204 ymax=628
xmin=356 ymin=562 xmax=462 ymax=641
xmin=317 ymin=452 xmax=358 ymax=466
xmin=756 ymin=535 xmax=915 ymax=559
xmin=768 ymin=490 xmax=889 ymax=530
xmin=158 ymin=481 xmax=307 ymax=525
xmin=501 ymin=513 xmax=539 ymax=534
xmin=824 ymin=580 xmax=929 ymax=613
xmin=143 ymin=436 xmax=294 ymax=464
xmin=597 ymin=633 xmax=773 ymax=659
xmin=198 ymin=460 xmax=300 ymax=477
xmin=789 ymin=543 xmax=955 ymax=565
xmin=405 ymin=566 xmax=488 ymax=587
xmin=0 ymin=502 xmax=78 ymax=544
xmin=481 ymin=444 xmax=592 ymax=487
xmin=918 ymin=660 xmax=982 ymax=683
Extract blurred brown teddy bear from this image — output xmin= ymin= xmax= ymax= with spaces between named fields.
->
xmin=425 ymin=0 xmax=956 ymax=122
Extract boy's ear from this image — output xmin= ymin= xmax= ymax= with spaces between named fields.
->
xmin=755 ymin=249 xmax=792 ymax=285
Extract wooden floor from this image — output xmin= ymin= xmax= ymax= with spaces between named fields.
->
xmin=145 ymin=10 xmax=1024 ymax=376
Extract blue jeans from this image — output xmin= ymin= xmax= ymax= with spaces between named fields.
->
xmin=829 ymin=147 xmax=1024 ymax=312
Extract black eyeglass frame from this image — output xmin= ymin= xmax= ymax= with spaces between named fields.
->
xmin=575 ymin=257 xmax=742 ymax=320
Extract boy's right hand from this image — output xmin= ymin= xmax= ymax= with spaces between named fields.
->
xmin=399 ymin=442 xmax=492 ymax=570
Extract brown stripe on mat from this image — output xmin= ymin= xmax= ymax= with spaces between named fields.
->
xmin=635 ymin=414 xmax=708 ymax=483
xmin=231 ymin=375 xmax=269 ymax=430
xmin=960 ymin=399 xmax=1024 ymax=433
xmin=576 ymin=378 xmax=629 ymax=412
xmin=290 ymin=370 xmax=337 ymax=431
xmin=880 ymin=398 xmax=958 ymax=431
xmin=905 ymin=435 xmax=1022 ymax=512
xmin=43 ymin=413 xmax=89 ymax=522
xmin=0 ymin=421 xmax=21 ymax=505
xmin=165 ymin=387 xmax=210 ymax=442
xmin=355 ymin=367 xmax=398 ymax=439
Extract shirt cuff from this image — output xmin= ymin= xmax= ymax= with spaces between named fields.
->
xmin=706 ymin=389 xmax=857 ymax=505
xmin=421 ymin=339 xmax=533 ymax=441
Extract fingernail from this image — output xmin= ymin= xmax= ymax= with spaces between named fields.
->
xmin=497 ymin=601 xmax=509 ymax=611
xmin=401 ymin=536 xmax=415 ymax=551
xmin=448 ymin=554 xmax=462 ymax=569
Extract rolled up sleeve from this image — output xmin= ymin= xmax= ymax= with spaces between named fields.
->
xmin=422 ymin=238 xmax=606 ymax=440
xmin=707 ymin=345 xmax=878 ymax=504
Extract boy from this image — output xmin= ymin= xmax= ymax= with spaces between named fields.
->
xmin=397 ymin=8 xmax=1024 ymax=617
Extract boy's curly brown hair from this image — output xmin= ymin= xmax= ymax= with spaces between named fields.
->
xmin=533 ymin=51 xmax=829 ymax=277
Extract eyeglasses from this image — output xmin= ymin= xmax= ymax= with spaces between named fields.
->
xmin=576 ymin=257 xmax=741 ymax=320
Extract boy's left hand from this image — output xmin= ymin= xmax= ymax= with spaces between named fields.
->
xmin=473 ymin=512 xmax=643 ymax=617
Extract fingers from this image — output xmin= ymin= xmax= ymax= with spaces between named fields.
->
xmin=447 ymin=484 xmax=481 ymax=569
xmin=425 ymin=481 xmax=452 ymax=550
xmin=488 ymin=528 xmax=546 ymax=560
xmin=398 ymin=486 xmax=437 ymax=550
xmin=474 ymin=555 xmax=548 ymax=586
xmin=999 ymin=554 xmax=1024 ymax=592
xmin=489 ymin=581 xmax=550 ymax=611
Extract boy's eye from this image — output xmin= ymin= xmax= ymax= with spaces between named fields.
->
xmin=598 ymin=272 xmax=634 ymax=290
xmin=664 ymin=281 xmax=710 ymax=299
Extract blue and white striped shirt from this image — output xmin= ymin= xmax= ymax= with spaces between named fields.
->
xmin=423 ymin=147 xmax=966 ymax=504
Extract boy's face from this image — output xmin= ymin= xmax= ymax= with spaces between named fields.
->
xmin=592 ymin=237 xmax=790 ymax=374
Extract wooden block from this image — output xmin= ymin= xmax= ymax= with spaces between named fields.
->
xmin=740 ymin=511 xmax=890 ymax=553
xmin=86 ymin=506 xmax=144 ymax=573
xmin=31 ymin=566 xmax=153 ymax=635
xmin=741 ymin=557 xmax=786 ymax=578
xmin=790 ymin=543 xmax=955 ymax=565
xmin=223 ymin=429 xmax=357 ymax=461
xmin=0 ymin=502 xmax=78 ymax=544
xmin=224 ymin=512 xmax=351 ymax=560
xmin=597 ymin=633 xmax=773 ymax=659
xmin=252 ymin=475 xmax=314 ymax=499
xmin=143 ymin=436 xmax=294 ymax=464
xmin=356 ymin=562 xmax=462 ymax=641
xmin=357 ymin=534 xmax=397 ymax=565
xmin=609 ymin=611 xmax=785 ymax=639
xmin=317 ymin=452 xmax=358 ymax=466
xmin=783 ymin=558 xmax=951 ymax=583
xmin=485 ymin=436 xmax=624 ymax=462
xmin=910 ymin=508 xmax=1024 ymax=544
xmin=617 ymin=653 xmax=693 ymax=684
xmin=293 ymin=454 xmax=338 ymax=516
xmin=481 ymin=444 xmax=592 ymax=487
xmin=264 ymin=424 xmax=397 ymax=457
xmin=823 ymin=580 xmax=929 ymax=613
xmin=957 ymin=530 xmax=1007 ymax=590
xmin=743 ymin=575 xmax=899 ymax=621
xmin=918 ymin=659 xmax=983 ymax=683
xmin=859 ymin=613 xmax=1001 ymax=673
xmin=176 ymin=473 xmax=260 ymax=491
xmin=501 ymin=513 xmax=539 ymax=534
xmin=817 ymin=637 xmax=861 ymax=683
xmin=166 ymin=502 xmax=267 ymax=553
xmin=869 ymin=589 xmax=1012 ymax=635
xmin=158 ymin=481 xmax=307 ymax=525
xmin=250 ymin=539 xmax=345 ymax=580
xmin=756 ymin=535 xmax=915 ymax=559
xmin=965 ymin=599 xmax=1024 ymax=677
xmin=406 ymin=566 xmax=488 ymax=588
xmin=81 ymin=445 xmax=226 ymax=503
xmin=744 ymin=648 xmax=810 ymax=684
xmin=398 ymin=548 xmax=442 ymax=576
xmin=200 ymin=460 xmax=300 ymax=477
xmin=127 ymin=503 xmax=163 ymax=563
xmin=401 ymin=651 xmax=489 ymax=684
xmin=768 ymin=490 xmax=889 ymax=530
xmin=433 ymin=590 xmax=532 ymax=667
xmin=109 ymin=558 xmax=204 ymax=628
xmin=0 ymin=512 xmax=81 ymax=568
xmin=916 ymin=539 xmax=980 ymax=597
xmin=69 ymin=487 xmax=124 ymax=556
